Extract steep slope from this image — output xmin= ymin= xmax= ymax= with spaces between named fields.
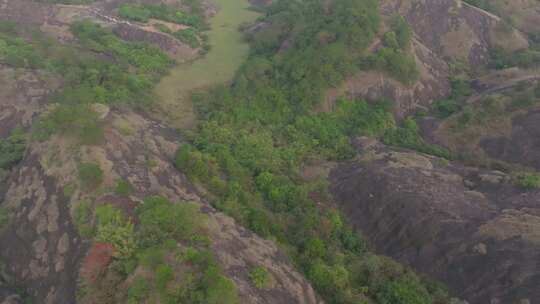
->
xmin=328 ymin=0 xmax=530 ymax=118
xmin=0 ymin=1 xmax=323 ymax=303
xmin=0 ymin=103 xmax=321 ymax=304
xmin=330 ymin=138 xmax=540 ymax=304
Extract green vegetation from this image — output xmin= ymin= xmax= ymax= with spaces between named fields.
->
xmin=514 ymin=172 xmax=540 ymax=190
xmin=1 ymin=20 xmax=175 ymax=143
xmin=490 ymin=47 xmax=540 ymax=69
xmin=173 ymin=0 xmax=447 ymax=303
xmin=154 ymin=0 xmax=260 ymax=129
xmin=81 ymin=197 xmax=239 ymax=304
xmin=377 ymin=278 xmax=432 ymax=304
xmin=74 ymin=201 xmax=94 ymax=238
xmin=118 ymin=2 xmax=207 ymax=48
xmin=364 ymin=15 xmax=418 ymax=84
xmin=78 ymin=162 xmax=103 ymax=189
xmin=118 ymin=3 xmax=205 ymax=29
xmin=249 ymin=266 xmax=271 ymax=289
xmin=0 ymin=207 xmax=10 ymax=232
xmin=0 ymin=128 xmax=26 ymax=171
xmin=383 ymin=118 xmax=451 ymax=159
xmin=0 ymin=24 xmax=42 ymax=68
xmin=114 ymin=179 xmax=133 ymax=196
xmin=433 ymin=76 xmax=473 ymax=118
xmin=95 ymin=204 xmax=136 ymax=259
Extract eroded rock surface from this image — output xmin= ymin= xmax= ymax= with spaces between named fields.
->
xmin=330 ymin=139 xmax=540 ymax=304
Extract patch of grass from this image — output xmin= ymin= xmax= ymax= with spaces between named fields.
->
xmin=249 ymin=266 xmax=271 ymax=289
xmin=514 ymin=172 xmax=540 ymax=190
xmin=74 ymin=201 xmax=94 ymax=238
xmin=383 ymin=117 xmax=451 ymax=159
xmin=114 ymin=179 xmax=133 ymax=196
xmin=63 ymin=183 xmax=76 ymax=198
xmin=0 ymin=207 xmax=10 ymax=232
xmin=0 ymin=128 xmax=26 ymax=170
xmin=33 ymin=104 xmax=104 ymax=145
xmin=78 ymin=162 xmax=103 ymax=189
xmin=127 ymin=277 xmax=150 ymax=304
xmin=94 ymin=204 xmax=136 ymax=259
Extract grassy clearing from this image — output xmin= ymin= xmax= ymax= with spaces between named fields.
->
xmin=154 ymin=0 xmax=259 ymax=129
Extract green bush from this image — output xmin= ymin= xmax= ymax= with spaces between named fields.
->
xmin=0 ymin=129 xmax=26 ymax=170
xmin=515 ymin=172 xmax=540 ymax=190
xmin=118 ymin=4 xmax=152 ymax=23
xmin=0 ymin=207 xmax=10 ymax=231
xmin=383 ymin=118 xmax=451 ymax=159
xmin=391 ymin=16 xmax=413 ymax=49
xmin=376 ymin=279 xmax=432 ymax=304
xmin=136 ymin=196 xmax=205 ymax=246
xmin=127 ymin=277 xmax=150 ymax=304
xmin=0 ymin=33 xmax=42 ymax=68
xmin=78 ymin=162 xmax=103 ymax=189
xmin=74 ymin=201 xmax=94 ymax=238
xmin=114 ymin=179 xmax=133 ymax=196
xmin=155 ymin=264 xmax=174 ymax=292
xmin=94 ymin=204 xmax=136 ymax=259
xmin=33 ymin=104 xmax=104 ymax=145
xmin=249 ymin=266 xmax=271 ymax=289
xmin=117 ymin=3 xmax=205 ymax=30
xmin=173 ymin=28 xmax=201 ymax=48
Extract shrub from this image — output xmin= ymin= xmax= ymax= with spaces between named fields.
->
xmin=95 ymin=204 xmax=136 ymax=259
xmin=114 ymin=179 xmax=133 ymax=196
xmin=0 ymin=129 xmax=26 ymax=170
xmin=74 ymin=201 xmax=94 ymax=238
xmin=127 ymin=277 xmax=150 ymax=304
xmin=78 ymin=162 xmax=103 ymax=189
xmin=376 ymin=279 xmax=432 ymax=304
xmin=173 ymin=28 xmax=201 ymax=48
xmin=0 ymin=207 xmax=10 ymax=231
xmin=433 ymin=99 xmax=461 ymax=118
xmin=136 ymin=196 xmax=205 ymax=245
xmin=383 ymin=117 xmax=451 ymax=159
xmin=34 ymin=104 xmax=104 ymax=145
xmin=515 ymin=172 xmax=540 ymax=190
xmin=203 ymin=270 xmax=239 ymax=304
xmin=391 ymin=16 xmax=412 ymax=49
xmin=155 ymin=264 xmax=174 ymax=292
xmin=118 ymin=4 xmax=152 ymax=23
xmin=249 ymin=266 xmax=271 ymax=289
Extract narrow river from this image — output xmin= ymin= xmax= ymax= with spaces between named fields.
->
xmin=154 ymin=0 xmax=259 ymax=129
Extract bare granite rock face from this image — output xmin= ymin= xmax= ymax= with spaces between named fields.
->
xmin=330 ymin=139 xmax=540 ymax=304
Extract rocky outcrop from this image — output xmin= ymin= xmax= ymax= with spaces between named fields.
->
xmin=325 ymin=38 xmax=451 ymax=118
xmin=0 ymin=68 xmax=321 ymax=304
xmin=330 ymin=138 xmax=540 ymax=304
xmin=328 ymin=0 xmax=530 ymax=118
xmin=381 ymin=0 xmax=528 ymax=66
xmin=481 ymin=108 xmax=540 ymax=170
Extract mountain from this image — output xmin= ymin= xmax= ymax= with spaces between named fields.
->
xmin=1 ymin=0 xmax=539 ymax=304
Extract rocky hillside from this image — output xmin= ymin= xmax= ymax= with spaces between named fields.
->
xmin=330 ymin=138 xmax=540 ymax=303
xmin=327 ymin=0 xmax=531 ymax=118
xmin=0 ymin=1 xmax=321 ymax=303
xmin=326 ymin=0 xmax=540 ymax=303
xmin=1 ymin=0 xmax=539 ymax=303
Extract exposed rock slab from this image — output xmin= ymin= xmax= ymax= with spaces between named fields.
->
xmin=330 ymin=139 xmax=540 ymax=304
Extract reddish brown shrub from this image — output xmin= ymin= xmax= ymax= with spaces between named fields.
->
xmin=81 ymin=242 xmax=115 ymax=283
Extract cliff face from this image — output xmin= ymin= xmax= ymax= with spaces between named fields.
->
xmin=330 ymin=138 xmax=540 ymax=304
